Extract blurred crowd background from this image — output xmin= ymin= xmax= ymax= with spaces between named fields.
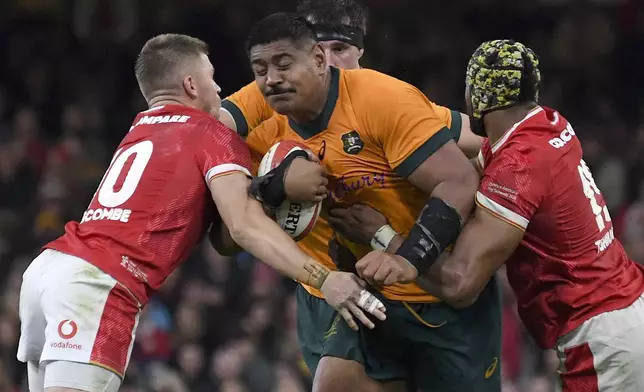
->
xmin=1 ymin=0 xmax=643 ymax=391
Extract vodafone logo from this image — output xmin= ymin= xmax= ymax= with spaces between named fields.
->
xmin=57 ymin=319 xmax=78 ymax=340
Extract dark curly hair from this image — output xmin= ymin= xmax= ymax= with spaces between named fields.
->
xmin=296 ymin=0 xmax=368 ymax=35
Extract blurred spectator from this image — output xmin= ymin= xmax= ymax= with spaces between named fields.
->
xmin=623 ymin=179 xmax=644 ymax=263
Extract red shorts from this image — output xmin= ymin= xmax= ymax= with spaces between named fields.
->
xmin=17 ymin=249 xmax=141 ymax=378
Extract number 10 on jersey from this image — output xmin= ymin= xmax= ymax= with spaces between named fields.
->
xmin=81 ymin=141 xmax=154 ymax=224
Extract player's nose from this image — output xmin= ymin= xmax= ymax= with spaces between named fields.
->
xmin=324 ymin=48 xmax=333 ymax=63
xmin=324 ymin=48 xmax=336 ymax=66
xmin=266 ymin=68 xmax=283 ymax=86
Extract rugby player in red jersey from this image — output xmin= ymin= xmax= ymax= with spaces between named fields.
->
xmin=355 ymin=40 xmax=644 ymax=391
xmin=16 ymin=34 xmax=385 ymax=392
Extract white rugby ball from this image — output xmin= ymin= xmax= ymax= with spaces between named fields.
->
xmin=258 ymin=140 xmax=322 ymax=241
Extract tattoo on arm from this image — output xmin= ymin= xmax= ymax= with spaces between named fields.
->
xmin=303 ymin=260 xmax=331 ymax=289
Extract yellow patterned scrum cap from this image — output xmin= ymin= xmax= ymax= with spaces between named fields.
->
xmin=465 ymin=39 xmax=540 ymax=120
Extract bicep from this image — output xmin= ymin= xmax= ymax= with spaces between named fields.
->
xmin=406 ymin=140 xmax=478 ymax=195
xmin=449 ymin=206 xmax=524 ymax=275
xmin=218 ymin=108 xmax=238 ymax=134
xmin=455 ymin=113 xmax=482 ymax=159
xmin=376 ymin=97 xmax=476 ymax=189
xmin=363 ymin=84 xmax=453 ymax=176
xmin=424 ymin=205 xmax=524 ymax=307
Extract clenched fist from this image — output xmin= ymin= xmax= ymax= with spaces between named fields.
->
xmin=356 ymin=251 xmax=419 ymax=286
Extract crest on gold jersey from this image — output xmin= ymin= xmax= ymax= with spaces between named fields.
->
xmin=341 ymin=131 xmax=364 ymax=155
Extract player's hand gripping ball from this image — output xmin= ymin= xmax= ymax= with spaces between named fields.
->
xmin=258 ymin=141 xmax=325 ymax=241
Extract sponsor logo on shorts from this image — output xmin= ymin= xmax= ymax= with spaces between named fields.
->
xmin=485 ymin=357 xmax=499 ymax=379
xmin=50 ymin=341 xmax=83 ymax=351
xmin=58 ymin=319 xmax=78 ymax=339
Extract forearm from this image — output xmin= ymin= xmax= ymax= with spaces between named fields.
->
xmin=229 ymin=201 xmax=330 ymax=289
xmin=383 ymin=234 xmax=467 ymax=305
xmin=208 ymin=204 xmax=276 ymax=257
xmin=385 ymin=225 xmax=481 ymax=307
xmin=429 ymin=175 xmax=478 ymax=223
xmin=415 ymin=253 xmax=475 ymax=308
xmin=389 ymin=180 xmax=474 ymax=277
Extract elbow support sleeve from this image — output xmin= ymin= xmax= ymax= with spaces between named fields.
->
xmin=395 ymin=197 xmax=463 ymax=274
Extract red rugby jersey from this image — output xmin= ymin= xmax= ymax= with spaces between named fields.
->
xmin=47 ymin=105 xmax=252 ymax=304
xmin=477 ymin=106 xmax=644 ymax=348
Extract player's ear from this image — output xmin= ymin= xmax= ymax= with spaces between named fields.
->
xmin=312 ymin=43 xmax=327 ymax=75
xmin=357 ymin=48 xmax=364 ymax=60
xmin=183 ymin=75 xmax=198 ymax=99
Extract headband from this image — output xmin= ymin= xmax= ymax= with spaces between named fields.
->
xmin=314 ymin=23 xmax=364 ymax=49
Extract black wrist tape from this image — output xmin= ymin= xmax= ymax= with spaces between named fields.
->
xmin=248 ymin=150 xmax=309 ymax=209
xmin=395 ymin=197 xmax=463 ymax=274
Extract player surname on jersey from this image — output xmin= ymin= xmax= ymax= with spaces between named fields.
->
xmin=81 ymin=207 xmax=131 ymax=223
xmin=596 ymin=228 xmax=615 ymax=253
xmin=135 ymin=114 xmax=191 ymax=125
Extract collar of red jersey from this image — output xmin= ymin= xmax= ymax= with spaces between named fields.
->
xmin=489 ymin=106 xmax=544 ymax=154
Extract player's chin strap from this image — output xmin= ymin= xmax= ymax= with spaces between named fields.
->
xmin=395 ymin=198 xmax=463 ymax=275
xmin=248 ymin=150 xmax=310 ymax=209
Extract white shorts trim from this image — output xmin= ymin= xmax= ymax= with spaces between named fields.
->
xmin=554 ymin=293 xmax=644 ymax=391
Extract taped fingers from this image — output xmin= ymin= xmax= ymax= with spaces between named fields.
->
xmin=346 ymin=302 xmax=375 ymax=329
xmin=357 ymin=289 xmax=386 ymax=320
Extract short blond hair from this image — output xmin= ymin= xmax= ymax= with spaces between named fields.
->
xmin=134 ymin=34 xmax=209 ymax=99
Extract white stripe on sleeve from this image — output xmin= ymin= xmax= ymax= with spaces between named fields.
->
xmin=205 ymin=163 xmax=251 ymax=182
xmin=476 ymin=191 xmax=529 ymax=229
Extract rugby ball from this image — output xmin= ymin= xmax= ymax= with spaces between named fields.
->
xmin=258 ymin=141 xmax=322 ymax=241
